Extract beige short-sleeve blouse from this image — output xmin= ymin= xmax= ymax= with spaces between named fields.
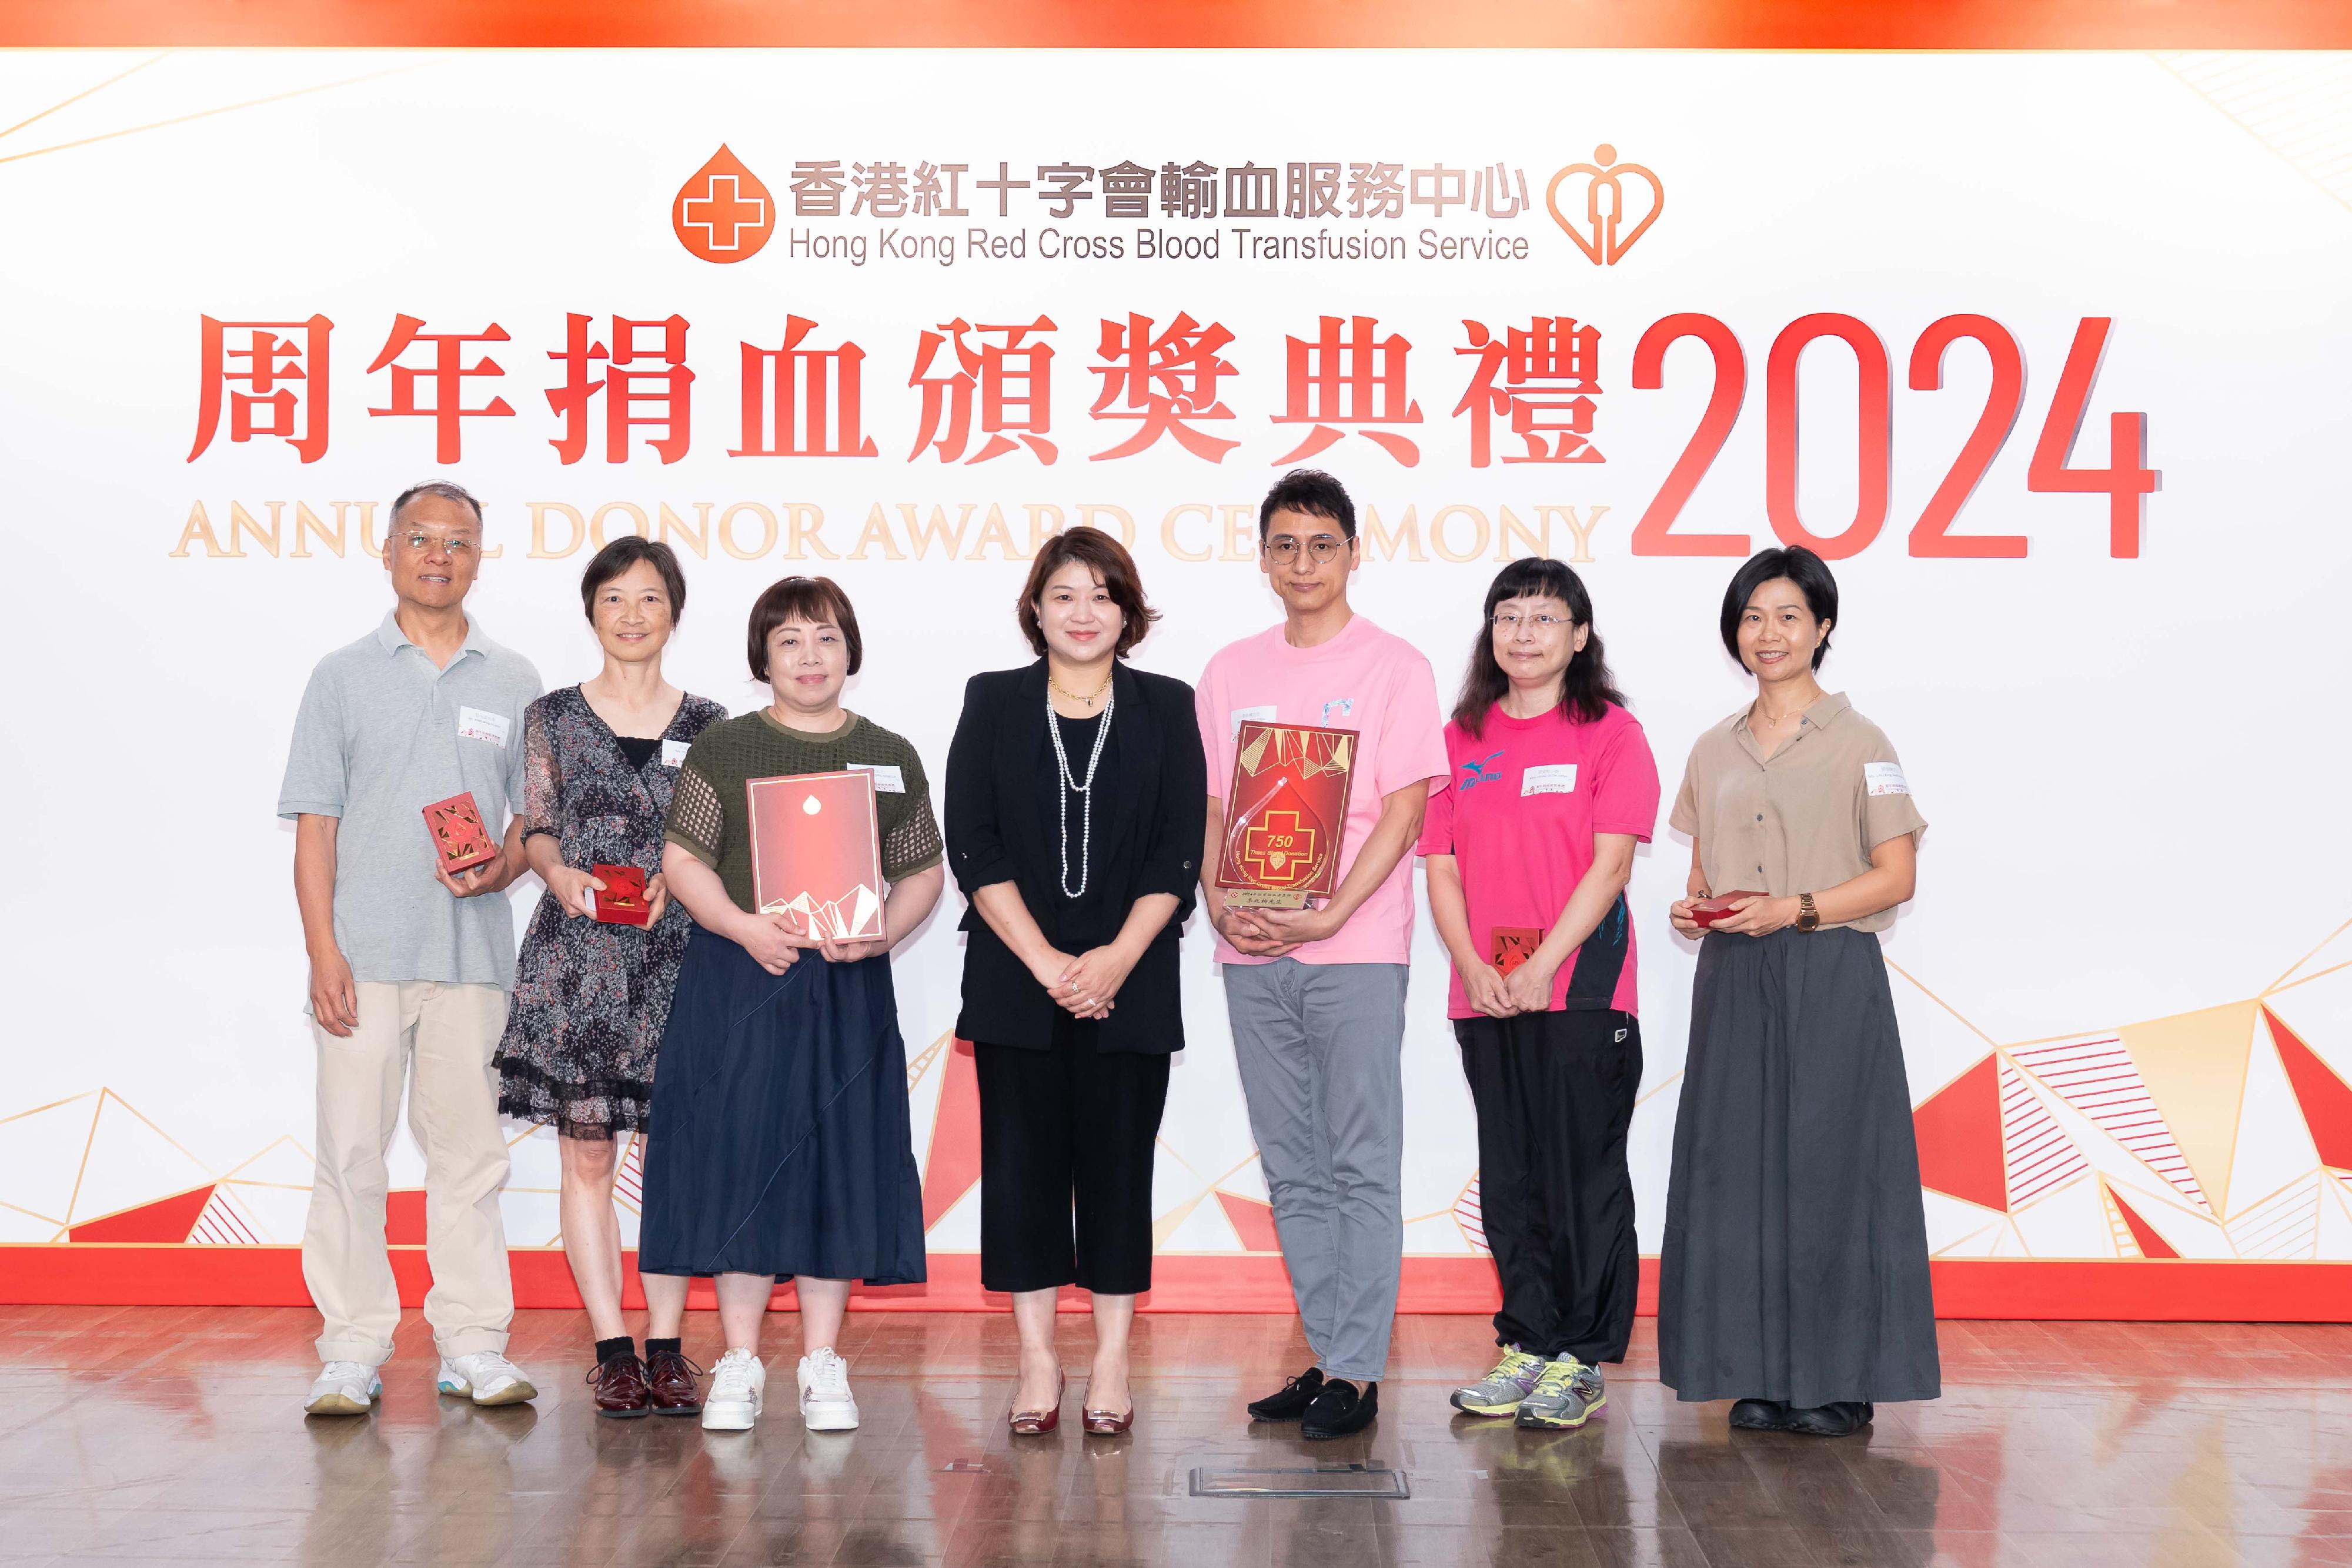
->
xmin=1668 ymin=692 xmax=1925 ymax=934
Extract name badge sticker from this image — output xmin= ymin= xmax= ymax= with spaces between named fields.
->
xmin=662 ymin=738 xmax=690 ymax=769
xmin=1522 ymin=764 xmax=1578 ymax=796
xmin=1863 ymin=761 xmax=1910 ymax=797
xmin=1229 ymin=703 xmax=1277 ymax=738
xmin=851 ymin=762 xmax=906 ymax=793
xmin=456 ymin=706 xmax=511 ymax=747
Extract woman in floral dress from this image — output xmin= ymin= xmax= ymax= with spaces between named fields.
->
xmin=495 ymin=536 xmax=726 ymax=1416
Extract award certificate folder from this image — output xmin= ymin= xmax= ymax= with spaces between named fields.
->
xmin=746 ymin=770 xmax=885 ymax=940
xmin=1489 ymin=927 xmax=1545 ymax=976
xmin=422 ymin=792 xmax=495 ymax=874
xmin=1215 ymin=720 xmax=1359 ymax=910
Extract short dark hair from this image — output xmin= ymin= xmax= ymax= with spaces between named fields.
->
xmin=1719 ymin=546 xmax=1838 ymax=670
xmin=747 ymin=575 xmax=863 ymax=680
xmin=1258 ymin=468 xmax=1356 ymax=541
xmin=579 ymin=536 xmax=687 ymax=623
xmin=391 ymin=480 xmax=483 ymax=529
xmin=1015 ymin=526 xmax=1160 ymax=658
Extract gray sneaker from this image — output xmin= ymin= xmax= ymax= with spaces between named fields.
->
xmin=1515 ymin=1358 xmax=1606 ymax=1430
xmin=1450 ymin=1348 xmax=1546 ymax=1417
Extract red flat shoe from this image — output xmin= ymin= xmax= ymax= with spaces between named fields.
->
xmin=1081 ymin=1405 xmax=1133 ymax=1435
xmin=1009 ymin=1373 xmax=1064 ymax=1435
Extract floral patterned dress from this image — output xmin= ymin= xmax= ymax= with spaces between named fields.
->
xmin=495 ymin=684 xmax=728 ymax=1139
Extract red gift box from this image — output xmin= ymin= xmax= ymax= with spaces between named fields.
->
xmin=1691 ymin=890 xmax=1768 ymax=928
xmin=422 ymin=792 xmax=495 ymax=873
xmin=590 ymin=864 xmax=649 ymax=927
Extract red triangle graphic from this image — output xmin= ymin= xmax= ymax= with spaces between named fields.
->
xmin=921 ymin=1040 xmax=983 ymax=1232
xmin=69 ymin=1184 xmax=216 ymax=1243
xmin=1215 ymin=1191 xmax=1282 ymax=1253
xmin=2108 ymin=1186 xmax=2181 ymax=1260
xmin=2264 ymin=1006 xmax=2352 ymax=1169
xmin=1913 ymin=1054 xmax=2008 ymax=1212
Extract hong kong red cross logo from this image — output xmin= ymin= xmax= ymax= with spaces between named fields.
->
xmin=673 ymin=146 xmax=776 ymax=264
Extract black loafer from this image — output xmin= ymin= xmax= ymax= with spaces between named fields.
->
xmin=1729 ymin=1398 xmax=1793 ymax=1430
xmin=1248 ymin=1366 xmax=1324 ymax=1423
xmin=1785 ymin=1401 xmax=1873 ymax=1437
xmin=1301 ymin=1379 xmax=1377 ymax=1440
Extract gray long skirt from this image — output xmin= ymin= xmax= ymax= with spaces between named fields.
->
xmin=1658 ymin=927 xmax=1941 ymax=1406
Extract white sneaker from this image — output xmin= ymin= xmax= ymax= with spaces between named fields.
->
xmin=436 ymin=1352 xmax=537 ymax=1406
xmin=798 ymin=1348 xmax=858 ymax=1430
xmin=304 ymin=1360 xmax=382 ymax=1416
xmin=702 ymin=1348 xmax=766 ymax=1431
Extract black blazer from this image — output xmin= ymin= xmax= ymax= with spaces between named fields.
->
xmin=944 ymin=659 xmax=1208 ymax=1054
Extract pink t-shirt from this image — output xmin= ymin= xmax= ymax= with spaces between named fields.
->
xmin=1195 ymin=614 xmax=1451 ymax=967
xmin=1417 ymin=701 xmax=1661 ymax=1019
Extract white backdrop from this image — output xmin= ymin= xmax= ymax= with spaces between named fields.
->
xmin=5 ymin=48 xmax=2351 ymax=1283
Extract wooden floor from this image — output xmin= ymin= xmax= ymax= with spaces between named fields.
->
xmin=1 ymin=1306 xmax=2348 ymax=1567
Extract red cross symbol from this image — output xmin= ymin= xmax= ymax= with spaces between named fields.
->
xmin=684 ymin=176 xmax=766 ymax=251
xmin=672 ymin=146 xmax=777 ymax=264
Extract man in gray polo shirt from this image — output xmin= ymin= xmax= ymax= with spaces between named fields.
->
xmin=278 ymin=480 xmax=543 ymax=1417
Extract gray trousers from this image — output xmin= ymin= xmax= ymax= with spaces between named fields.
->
xmin=1222 ymin=959 xmax=1409 ymax=1383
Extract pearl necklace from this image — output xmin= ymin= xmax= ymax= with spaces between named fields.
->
xmin=1047 ymin=688 xmax=1115 ymax=899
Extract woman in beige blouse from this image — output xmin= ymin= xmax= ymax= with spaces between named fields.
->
xmin=1657 ymin=545 xmax=1939 ymax=1438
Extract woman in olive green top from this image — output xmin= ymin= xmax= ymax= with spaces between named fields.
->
xmin=639 ymin=576 xmax=945 ymax=1434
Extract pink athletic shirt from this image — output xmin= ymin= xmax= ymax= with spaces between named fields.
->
xmin=1418 ymin=700 xmax=1661 ymax=1018
xmin=1195 ymin=614 xmax=1450 ymax=967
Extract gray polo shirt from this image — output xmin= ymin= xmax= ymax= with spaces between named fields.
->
xmin=278 ymin=610 xmax=543 ymax=988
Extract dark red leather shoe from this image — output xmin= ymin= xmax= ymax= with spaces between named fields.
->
xmin=646 ymin=1349 xmax=704 ymax=1416
xmin=1009 ymin=1373 xmax=1064 ymax=1435
xmin=588 ymin=1354 xmax=652 ymax=1418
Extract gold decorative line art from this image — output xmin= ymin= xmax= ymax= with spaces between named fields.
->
xmin=1635 ymin=1070 xmax=1681 ymax=1108
xmin=0 ymin=1089 xmax=99 ymax=1126
xmin=59 ymin=1096 xmax=103 ymax=1231
xmin=2150 ymin=53 xmax=2352 ymax=223
xmin=2267 ymin=955 xmax=2352 ymax=999
xmin=0 ymin=51 xmax=169 ymax=143
xmin=223 ymin=1135 xmax=313 ymax=1176
xmin=105 ymin=1089 xmax=220 ymax=1177
xmin=0 ymin=1199 xmax=64 ymax=1226
xmin=0 ymin=65 xmax=416 ymax=169
xmin=1884 ymin=958 xmax=2001 ymax=1049
xmin=2264 ymin=913 xmax=2352 ymax=994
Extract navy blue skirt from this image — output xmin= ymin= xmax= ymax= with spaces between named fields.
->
xmin=637 ymin=928 xmax=927 ymax=1285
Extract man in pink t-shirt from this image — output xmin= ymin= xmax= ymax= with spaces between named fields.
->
xmin=1194 ymin=470 xmax=1449 ymax=1440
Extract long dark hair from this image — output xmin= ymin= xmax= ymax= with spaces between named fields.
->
xmin=1453 ymin=557 xmax=1627 ymax=738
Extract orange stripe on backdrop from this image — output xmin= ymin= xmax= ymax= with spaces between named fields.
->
xmin=9 ymin=1247 xmax=2352 ymax=1320
xmin=0 ymin=0 xmax=2348 ymax=49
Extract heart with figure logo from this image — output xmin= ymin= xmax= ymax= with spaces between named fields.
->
xmin=1545 ymin=144 xmax=1665 ymax=265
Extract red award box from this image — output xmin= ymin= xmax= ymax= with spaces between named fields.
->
xmin=1690 ymin=890 xmax=1768 ymax=929
xmin=422 ymin=792 xmax=495 ymax=874
xmin=746 ymin=770 xmax=885 ymax=940
xmin=1215 ymin=720 xmax=1359 ymax=910
xmin=590 ymin=864 xmax=649 ymax=927
xmin=1490 ymin=926 xmax=1545 ymax=976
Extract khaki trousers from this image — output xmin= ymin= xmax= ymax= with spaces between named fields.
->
xmin=303 ymin=980 xmax=513 ymax=1365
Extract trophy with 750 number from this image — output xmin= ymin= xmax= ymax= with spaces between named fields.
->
xmin=1214 ymin=720 xmax=1358 ymax=910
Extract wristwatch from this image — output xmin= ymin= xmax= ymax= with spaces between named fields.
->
xmin=1796 ymin=892 xmax=1820 ymax=932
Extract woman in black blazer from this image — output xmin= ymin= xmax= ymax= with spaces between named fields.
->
xmin=945 ymin=526 xmax=1207 ymax=1437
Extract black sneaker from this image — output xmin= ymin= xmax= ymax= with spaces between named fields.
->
xmin=1247 ymin=1366 xmax=1324 ymax=1422
xmin=1301 ymin=1379 xmax=1377 ymax=1440
xmin=1785 ymin=1401 xmax=1873 ymax=1437
xmin=1728 ymin=1398 xmax=1793 ymax=1431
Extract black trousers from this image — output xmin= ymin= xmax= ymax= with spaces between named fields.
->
xmin=973 ymin=1016 xmax=1170 ymax=1295
xmin=1456 ymin=1008 xmax=1642 ymax=1363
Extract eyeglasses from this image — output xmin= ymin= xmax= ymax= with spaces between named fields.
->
xmin=396 ymin=531 xmax=478 ymax=557
xmin=1491 ymin=612 xmax=1573 ymax=632
xmin=1264 ymin=536 xmax=1347 ymax=564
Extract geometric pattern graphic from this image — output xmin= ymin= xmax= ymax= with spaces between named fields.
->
xmin=13 ymin=917 xmax=2352 ymax=1296
xmin=1912 ymin=917 xmax=2352 ymax=1261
